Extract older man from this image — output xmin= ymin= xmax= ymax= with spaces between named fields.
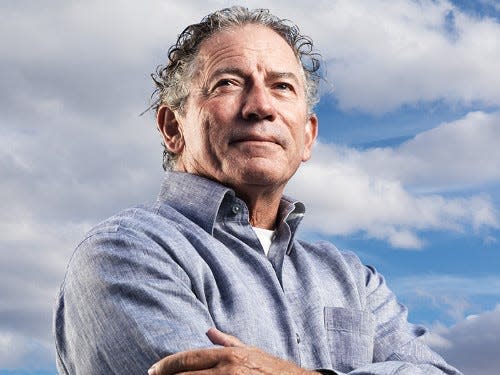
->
xmin=54 ymin=7 xmax=462 ymax=375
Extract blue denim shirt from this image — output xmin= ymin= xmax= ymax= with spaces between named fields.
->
xmin=54 ymin=171 xmax=461 ymax=374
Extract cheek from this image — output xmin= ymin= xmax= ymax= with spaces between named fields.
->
xmin=181 ymin=115 xmax=210 ymax=156
xmin=205 ymin=102 xmax=237 ymax=137
xmin=210 ymin=98 xmax=239 ymax=122
xmin=200 ymin=113 xmax=231 ymax=157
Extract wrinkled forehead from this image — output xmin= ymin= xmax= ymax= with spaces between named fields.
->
xmin=192 ymin=24 xmax=306 ymax=83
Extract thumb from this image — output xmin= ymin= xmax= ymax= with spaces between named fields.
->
xmin=206 ymin=327 xmax=246 ymax=347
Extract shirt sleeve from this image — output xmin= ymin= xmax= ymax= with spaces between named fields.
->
xmin=327 ymin=255 xmax=462 ymax=375
xmin=54 ymin=226 xmax=215 ymax=374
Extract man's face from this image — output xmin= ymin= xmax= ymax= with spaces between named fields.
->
xmin=160 ymin=24 xmax=317 ymax=193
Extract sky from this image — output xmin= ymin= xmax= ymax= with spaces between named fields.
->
xmin=1 ymin=0 xmax=499 ymax=374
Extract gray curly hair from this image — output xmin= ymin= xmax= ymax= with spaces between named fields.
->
xmin=150 ymin=6 xmax=322 ymax=170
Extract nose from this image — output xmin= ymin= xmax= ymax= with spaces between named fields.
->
xmin=241 ymin=82 xmax=276 ymax=122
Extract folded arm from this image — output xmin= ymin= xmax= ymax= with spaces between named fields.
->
xmin=147 ymin=258 xmax=463 ymax=375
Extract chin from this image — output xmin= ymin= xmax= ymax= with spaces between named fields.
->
xmin=239 ymin=168 xmax=288 ymax=187
xmin=222 ymin=158 xmax=296 ymax=187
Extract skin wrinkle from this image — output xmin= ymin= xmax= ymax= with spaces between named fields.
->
xmin=194 ymin=26 xmax=306 ymax=97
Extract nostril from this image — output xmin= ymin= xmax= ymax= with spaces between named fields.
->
xmin=242 ymin=108 xmax=276 ymax=122
xmin=245 ymin=112 xmax=260 ymax=121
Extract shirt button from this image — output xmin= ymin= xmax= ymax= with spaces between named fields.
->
xmin=231 ymin=204 xmax=241 ymax=214
xmin=295 ymin=333 xmax=301 ymax=344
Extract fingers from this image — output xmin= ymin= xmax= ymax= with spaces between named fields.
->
xmin=149 ymin=348 xmax=221 ymax=375
xmin=148 ymin=344 xmax=310 ymax=375
xmin=206 ymin=327 xmax=246 ymax=348
xmin=148 ymin=330 xmax=248 ymax=374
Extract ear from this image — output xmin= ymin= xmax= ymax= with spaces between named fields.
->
xmin=302 ymin=113 xmax=318 ymax=162
xmin=156 ymin=105 xmax=184 ymax=155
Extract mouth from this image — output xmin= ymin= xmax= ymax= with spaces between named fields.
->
xmin=230 ymin=134 xmax=279 ymax=145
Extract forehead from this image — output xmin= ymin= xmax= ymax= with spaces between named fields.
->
xmin=195 ymin=24 xmax=304 ymax=79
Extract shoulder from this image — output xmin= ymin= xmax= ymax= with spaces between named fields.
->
xmin=63 ymin=202 xmax=201 ymax=288
xmin=78 ymin=200 xmax=207 ymax=252
xmin=81 ymin=202 xmax=185 ymax=241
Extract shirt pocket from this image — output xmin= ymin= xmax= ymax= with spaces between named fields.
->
xmin=324 ymin=306 xmax=375 ymax=373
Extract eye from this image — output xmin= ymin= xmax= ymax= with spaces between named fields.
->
xmin=274 ymin=82 xmax=294 ymax=91
xmin=215 ymin=79 xmax=235 ymax=88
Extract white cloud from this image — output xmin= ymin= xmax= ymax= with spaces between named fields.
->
xmin=354 ymin=111 xmax=500 ymax=190
xmin=287 ymin=111 xmax=500 ymax=248
xmin=423 ymin=306 xmax=500 ymax=375
xmin=0 ymin=0 xmax=204 ymax=64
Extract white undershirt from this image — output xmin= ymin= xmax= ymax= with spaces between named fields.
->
xmin=252 ymin=227 xmax=275 ymax=256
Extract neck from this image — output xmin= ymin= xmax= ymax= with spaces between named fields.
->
xmin=235 ymin=186 xmax=284 ymax=229
xmin=173 ymin=162 xmax=286 ymax=229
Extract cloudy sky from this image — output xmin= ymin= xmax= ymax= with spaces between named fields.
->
xmin=1 ymin=0 xmax=499 ymax=374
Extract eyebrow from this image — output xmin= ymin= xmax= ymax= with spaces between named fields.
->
xmin=210 ymin=67 xmax=301 ymax=86
xmin=267 ymin=71 xmax=301 ymax=86
xmin=211 ymin=67 xmax=247 ymax=79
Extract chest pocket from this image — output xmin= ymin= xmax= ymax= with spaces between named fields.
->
xmin=324 ymin=307 xmax=375 ymax=373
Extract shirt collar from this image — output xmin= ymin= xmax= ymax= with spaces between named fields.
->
xmin=157 ymin=171 xmax=233 ymax=235
xmin=279 ymin=196 xmax=305 ymax=255
xmin=157 ymin=171 xmax=305 ymax=236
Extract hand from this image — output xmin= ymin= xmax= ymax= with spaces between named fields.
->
xmin=148 ymin=328 xmax=317 ymax=375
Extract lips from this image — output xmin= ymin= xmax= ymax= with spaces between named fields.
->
xmin=229 ymin=131 xmax=282 ymax=146
xmin=231 ymin=135 xmax=276 ymax=144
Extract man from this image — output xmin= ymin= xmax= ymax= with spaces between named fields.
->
xmin=54 ymin=7 xmax=462 ymax=375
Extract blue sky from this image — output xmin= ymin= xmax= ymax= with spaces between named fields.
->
xmin=1 ymin=0 xmax=499 ymax=374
